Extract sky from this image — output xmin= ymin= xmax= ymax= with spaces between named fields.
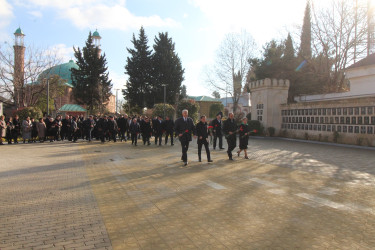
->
xmin=0 ymin=0 xmax=312 ymax=99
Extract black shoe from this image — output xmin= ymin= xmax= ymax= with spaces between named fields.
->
xmin=171 ymin=143 xmax=174 ymax=146
xmin=220 ymin=147 xmax=225 ymax=150
xmin=244 ymin=156 xmax=249 ymax=159
xmin=208 ymin=159 xmax=213 ymax=162
xmin=229 ymin=157 xmax=234 ymax=161
xmin=213 ymin=147 xmax=216 ymax=150
xmin=184 ymin=162 xmax=188 ymax=166
xmin=198 ymin=158 xmax=201 ymax=162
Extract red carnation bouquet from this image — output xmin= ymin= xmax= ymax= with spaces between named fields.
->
xmin=208 ymin=126 xmax=214 ymax=129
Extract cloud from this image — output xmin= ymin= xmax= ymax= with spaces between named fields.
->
xmin=49 ymin=43 xmax=74 ymax=63
xmin=15 ymin=0 xmax=179 ymax=31
xmin=28 ymin=10 xmax=43 ymax=18
xmin=190 ymin=0 xmax=307 ymax=44
xmin=0 ymin=0 xmax=14 ymax=41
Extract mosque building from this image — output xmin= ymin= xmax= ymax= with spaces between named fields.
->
xmin=12 ymin=27 xmax=116 ymax=116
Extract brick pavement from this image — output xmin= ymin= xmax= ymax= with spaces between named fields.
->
xmin=1 ymin=138 xmax=375 ymax=249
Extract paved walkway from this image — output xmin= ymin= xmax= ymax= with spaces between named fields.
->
xmin=1 ymin=138 xmax=374 ymax=249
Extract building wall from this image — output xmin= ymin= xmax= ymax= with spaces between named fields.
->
xmin=280 ymin=98 xmax=375 ymax=146
xmin=196 ymin=101 xmax=222 ymax=118
xmin=249 ymin=78 xmax=289 ymax=133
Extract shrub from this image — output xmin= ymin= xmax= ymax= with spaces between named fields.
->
xmin=15 ymin=107 xmax=43 ymax=121
xmin=209 ymin=103 xmax=224 ymax=118
xmin=267 ymin=127 xmax=275 ymax=137
xmin=248 ymin=120 xmax=263 ymax=135
xmin=152 ymin=103 xmax=175 ymax=119
xmin=177 ymin=100 xmax=200 ymax=122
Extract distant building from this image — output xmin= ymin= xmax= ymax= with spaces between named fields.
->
xmin=186 ymin=96 xmax=222 ymax=118
xmin=220 ymin=93 xmax=251 ymax=117
xmin=12 ymin=28 xmax=115 ymax=116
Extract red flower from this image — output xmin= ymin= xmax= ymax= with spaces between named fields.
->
xmin=240 ymin=127 xmax=244 ymax=131
xmin=208 ymin=126 xmax=214 ymax=129
xmin=185 ymin=129 xmax=189 ymax=133
xmin=215 ymin=125 xmax=218 ymax=127
xmin=253 ymin=129 xmax=257 ymax=133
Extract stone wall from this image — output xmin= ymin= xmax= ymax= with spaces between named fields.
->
xmin=280 ymin=97 xmax=375 ymax=146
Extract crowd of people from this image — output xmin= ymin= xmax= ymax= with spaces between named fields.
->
xmin=0 ymin=110 xmax=254 ymax=165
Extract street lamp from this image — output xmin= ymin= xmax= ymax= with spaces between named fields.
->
xmin=115 ymin=88 xmax=120 ymax=114
xmin=161 ymin=84 xmax=166 ymax=119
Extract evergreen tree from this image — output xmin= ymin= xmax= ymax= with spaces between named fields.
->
xmin=299 ymin=1 xmax=312 ymax=59
xmin=180 ymin=84 xmax=187 ymax=99
xmin=71 ymin=32 xmax=112 ymax=113
xmin=124 ymin=26 xmax=153 ymax=108
xmin=151 ymin=32 xmax=185 ymax=106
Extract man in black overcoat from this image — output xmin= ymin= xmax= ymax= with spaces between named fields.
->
xmin=163 ymin=116 xmax=175 ymax=146
xmin=211 ymin=113 xmax=224 ymax=150
xmin=223 ymin=112 xmax=237 ymax=160
xmin=174 ymin=109 xmax=196 ymax=166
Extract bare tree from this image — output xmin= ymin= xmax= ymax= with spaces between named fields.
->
xmin=0 ymin=43 xmax=62 ymax=108
xmin=206 ymin=31 xmax=257 ymax=113
xmin=311 ymin=0 xmax=368 ymax=92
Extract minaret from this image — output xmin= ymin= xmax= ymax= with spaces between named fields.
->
xmin=92 ymin=29 xmax=101 ymax=58
xmin=13 ymin=27 xmax=25 ymax=108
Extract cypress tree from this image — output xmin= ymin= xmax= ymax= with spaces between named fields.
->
xmin=124 ymin=26 xmax=153 ymax=108
xmin=151 ymin=32 xmax=185 ymax=106
xmin=71 ymin=32 xmax=112 ymax=113
xmin=300 ymin=1 xmax=312 ymax=59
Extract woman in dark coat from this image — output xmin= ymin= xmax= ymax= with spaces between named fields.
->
xmin=140 ymin=117 xmax=152 ymax=145
xmin=237 ymin=117 xmax=250 ymax=159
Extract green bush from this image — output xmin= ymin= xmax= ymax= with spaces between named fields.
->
xmin=209 ymin=103 xmax=224 ymax=118
xmin=15 ymin=107 xmax=43 ymax=121
xmin=177 ymin=100 xmax=200 ymax=122
xmin=248 ymin=120 xmax=263 ymax=135
xmin=267 ymin=127 xmax=275 ymax=137
xmin=152 ymin=103 xmax=175 ymax=119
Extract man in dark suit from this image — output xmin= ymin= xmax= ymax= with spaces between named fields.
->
xmin=223 ymin=112 xmax=237 ymax=160
xmin=154 ymin=116 xmax=163 ymax=146
xmin=174 ymin=109 xmax=196 ymax=166
xmin=163 ymin=116 xmax=175 ymax=146
xmin=211 ymin=113 xmax=224 ymax=150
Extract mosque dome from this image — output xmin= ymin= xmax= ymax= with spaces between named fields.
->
xmin=38 ymin=60 xmax=79 ymax=87
xmin=93 ymin=30 xmax=101 ymax=37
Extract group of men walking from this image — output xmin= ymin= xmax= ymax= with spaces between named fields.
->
xmin=1 ymin=110 xmax=253 ymax=166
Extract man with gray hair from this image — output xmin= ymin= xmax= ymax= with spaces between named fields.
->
xmin=174 ymin=109 xmax=196 ymax=166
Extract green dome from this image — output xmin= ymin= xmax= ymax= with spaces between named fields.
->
xmin=14 ymin=27 xmax=25 ymax=36
xmin=38 ymin=60 xmax=79 ymax=87
xmin=93 ymin=29 xmax=100 ymax=37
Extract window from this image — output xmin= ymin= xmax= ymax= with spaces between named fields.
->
xmin=318 ymin=125 xmax=322 ymax=131
xmin=330 ymin=117 xmax=334 ymax=124
xmin=364 ymin=116 xmax=369 ymax=125
xmin=371 ymin=116 xmax=375 ymax=125
xmin=368 ymin=107 xmax=373 ymax=115
xmin=361 ymin=107 xmax=366 ymax=115
xmin=327 ymin=125 xmax=331 ymax=132
xmin=358 ymin=117 xmax=363 ymax=125
xmin=309 ymin=109 xmax=312 ymax=115
xmin=323 ymin=108 xmax=327 ymax=115
xmin=349 ymin=107 xmax=353 ymax=115
xmin=322 ymin=125 xmax=326 ymax=131
xmin=343 ymin=126 xmax=347 ymax=133
xmin=332 ymin=125 xmax=336 ymax=131
xmin=332 ymin=108 xmax=336 ymax=115
xmin=307 ymin=117 xmax=311 ymax=123
xmin=354 ymin=126 xmax=359 ymax=133
xmin=335 ymin=117 xmax=339 ymax=124
xmin=343 ymin=108 xmax=347 ymax=115
xmin=346 ymin=117 xmax=350 ymax=124
xmin=337 ymin=108 xmax=342 ymax=115
xmin=349 ymin=126 xmax=354 ymax=133
xmin=352 ymin=117 xmax=357 ymax=125
xmin=320 ymin=117 xmax=324 ymax=123
xmin=368 ymin=126 xmax=373 ymax=134
xmin=337 ymin=125 xmax=342 ymax=132
xmin=355 ymin=107 xmax=359 ymax=115
xmin=361 ymin=126 xmax=366 ymax=134
xmin=313 ymin=109 xmax=317 ymax=115
xmin=327 ymin=109 xmax=331 ymax=116
xmin=311 ymin=117 xmax=315 ymax=123
xmin=318 ymin=109 xmax=322 ymax=115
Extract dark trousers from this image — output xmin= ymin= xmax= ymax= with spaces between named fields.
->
xmin=109 ymin=130 xmax=117 ymax=142
xmin=226 ymin=137 xmax=237 ymax=158
xmin=142 ymin=134 xmax=150 ymax=145
xmin=165 ymin=131 xmax=173 ymax=145
xmin=155 ymin=133 xmax=162 ymax=145
xmin=120 ymin=129 xmax=127 ymax=141
xmin=131 ymin=133 xmax=138 ymax=145
xmin=213 ymin=134 xmax=222 ymax=149
xmin=87 ymin=128 xmax=93 ymax=141
xmin=180 ymin=138 xmax=190 ymax=163
xmin=198 ymin=139 xmax=211 ymax=161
